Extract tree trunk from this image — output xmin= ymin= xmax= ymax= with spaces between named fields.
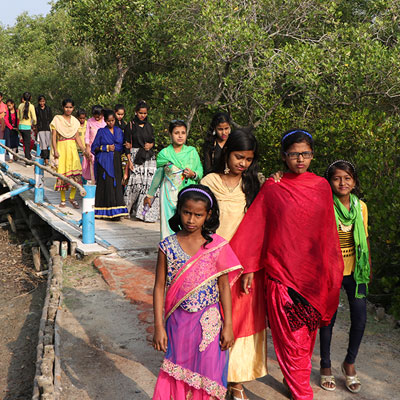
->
xmin=113 ymin=56 xmax=130 ymax=96
xmin=186 ymin=105 xmax=198 ymax=135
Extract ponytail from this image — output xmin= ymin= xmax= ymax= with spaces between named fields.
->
xmin=22 ymin=92 xmax=32 ymax=120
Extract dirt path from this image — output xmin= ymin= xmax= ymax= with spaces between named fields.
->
xmin=59 ymin=254 xmax=400 ymax=400
xmin=0 ymin=228 xmax=46 ymax=400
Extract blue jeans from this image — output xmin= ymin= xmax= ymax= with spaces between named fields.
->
xmin=320 ymin=274 xmax=367 ymax=368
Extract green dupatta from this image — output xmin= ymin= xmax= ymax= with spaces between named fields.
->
xmin=156 ymin=144 xmax=203 ymax=185
xmin=333 ymin=193 xmax=370 ymax=298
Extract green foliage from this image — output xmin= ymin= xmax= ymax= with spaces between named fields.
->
xmin=1 ymin=0 xmax=400 ymax=314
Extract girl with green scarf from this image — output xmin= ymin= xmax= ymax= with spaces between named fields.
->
xmin=319 ymin=160 xmax=371 ymax=395
xmin=144 ymin=120 xmax=203 ymax=239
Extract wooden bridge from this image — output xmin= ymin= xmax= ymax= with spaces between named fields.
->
xmin=0 ymin=155 xmax=160 ymax=256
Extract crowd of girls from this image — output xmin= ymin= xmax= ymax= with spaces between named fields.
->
xmin=0 ymin=91 xmax=371 ymax=399
xmin=151 ymin=125 xmax=371 ymax=400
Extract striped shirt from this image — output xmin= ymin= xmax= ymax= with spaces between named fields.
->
xmin=338 ymin=200 xmax=368 ymax=276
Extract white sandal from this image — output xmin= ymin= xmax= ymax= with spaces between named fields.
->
xmin=228 ymin=385 xmax=248 ymax=400
xmin=341 ymin=363 xmax=361 ymax=393
xmin=320 ymin=374 xmax=336 ymax=391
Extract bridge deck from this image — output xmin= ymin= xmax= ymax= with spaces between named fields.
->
xmin=0 ymin=157 xmax=160 ymax=255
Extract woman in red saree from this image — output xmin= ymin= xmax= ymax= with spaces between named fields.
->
xmin=152 ymin=185 xmax=242 ymax=399
xmin=230 ymin=130 xmax=344 ymax=400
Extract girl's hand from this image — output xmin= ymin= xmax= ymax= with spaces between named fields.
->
xmin=220 ymin=325 xmax=234 ymax=351
xmin=143 ymin=196 xmax=153 ymax=208
xmin=270 ymin=170 xmax=284 ymax=182
xmin=144 ymin=142 xmax=153 ymax=151
xmin=109 ymin=144 xmax=115 ymax=152
xmin=241 ymin=272 xmax=254 ymax=294
xmin=183 ymin=168 xmax=195 ymax=179
xmin=125 ymin=141 xmax=132 ymax=149
xmin=128 ymin=160 xmax=134 ymax=172
xmin=54 ymin=150 xmax=60 ymax=159
xmin=153 ymin=326 xmax=168 ymax=352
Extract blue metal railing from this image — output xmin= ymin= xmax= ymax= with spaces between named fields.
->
xmin=0 ymin=140 xmax=96 ymax=244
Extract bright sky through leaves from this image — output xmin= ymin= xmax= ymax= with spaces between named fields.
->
xmin=0 ymin=0 xmax=51 ymax=27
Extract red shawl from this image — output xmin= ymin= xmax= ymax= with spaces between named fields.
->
xmin=230 ymin=172 xmax=343 ymax=331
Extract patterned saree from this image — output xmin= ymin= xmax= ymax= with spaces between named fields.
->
xmin=153 ymin=234 xmax=242 ymax=400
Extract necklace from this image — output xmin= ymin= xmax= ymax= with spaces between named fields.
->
xmin=221 ymin=175 xmax=240 ymax=193
xmin=339 ymin=221 xmax=353 ymax=232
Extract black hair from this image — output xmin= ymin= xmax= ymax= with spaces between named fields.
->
xmin=22 ymin=92 xmax=32 ymax=119
xmin=62 ymin=98 xmax=74 ymax=108
xmin=91 ymin=104 xmax=103 ymax=116
xmin=38 ymin=95 xmax=46 ymax=103
xmin=114 ymin=103 xmax=125 ymax=112
xmin=281 ymin=129 xmax=314 ymax=153
xmin=0 ymin=92 xmax=3 ymax=97
xmin=169 ymin=119 xmax=187 ymax=134
xmin=103 ymin=109 xmax=116 ymax=121
xmin=77 ymin=108 xmax=86 ymax=117
xmin=215 ymin=130 xmax=260 ymax=210
xmin=135 ymin=100 xmax=148 ymax=112
xmin=169 ymin=184 xmax=220 ymax=247
xmin=5 ymin=99 xmax=17 ymax=129
xmin=203 ymin=111 xmax=231 ymax=147
xmin=325 ymin=160 xmax=360 ymax=195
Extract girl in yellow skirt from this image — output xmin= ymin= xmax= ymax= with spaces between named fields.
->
xmin=50 ymin=99 xmax=88 ymax=208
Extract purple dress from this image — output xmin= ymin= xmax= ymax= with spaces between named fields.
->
xmin=153 ymin=234 xmax=230 ymax=400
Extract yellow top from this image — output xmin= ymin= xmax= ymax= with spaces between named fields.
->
xmin=201 ymin=173 xmax=246 ymax=241
xmin=77 ymin=120 xmax=87 ymax=151
xmin=50 ymin=115 xmax=80 ymax=139
xmin=339 ymin=199 xmax=369 ymax=276
xmin=17 ymin=102 xmax=37 ymax=126
xmin=202 ymin=173 xmax=268 ymax=382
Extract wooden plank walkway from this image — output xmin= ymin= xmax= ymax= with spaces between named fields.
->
xmin=0 ymin=156 xmax=160 ymax=255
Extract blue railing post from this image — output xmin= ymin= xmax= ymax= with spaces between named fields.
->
xmin=36 ymin=143 xmax=41 ymax=157
xmin=82 ymin=184 xmax=96 ymax=244
xmin=0 ymin=184 xmax=33 ymax=203
xmin=0 ymin=139 xmax=5 ymax=163
xmin=34 ymin=158 xmax=45 ymax=204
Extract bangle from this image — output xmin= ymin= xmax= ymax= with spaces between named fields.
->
xmin=193 ymin=172 xmax=197 ymax=180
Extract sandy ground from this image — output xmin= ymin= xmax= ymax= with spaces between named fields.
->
xmin=58 ymin=255 xmax=400 ymax=400
xmin=0 ymin=227 xmax=46 ymax=400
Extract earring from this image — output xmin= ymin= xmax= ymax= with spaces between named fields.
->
xmin=224 ymin=163 xmax=230 ymax=175
xmin=212 ymin=130 xmax=216 ymax=136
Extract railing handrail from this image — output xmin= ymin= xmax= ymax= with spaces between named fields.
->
xmin=0 ymin=142 xmax=86 ymax=197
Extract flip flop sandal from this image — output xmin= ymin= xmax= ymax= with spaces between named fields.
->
xmin=227 ymin=385 xmax=248 ymax=400
xmin=69 ymin=199 xmax=80 ymax=209
xmin=59 ymin=201 xmax=66 ymax=208
xmin=342 ymin=363 xmax=361 ymax=393
xmin=320 ymin=375 xmax=336 ymax=391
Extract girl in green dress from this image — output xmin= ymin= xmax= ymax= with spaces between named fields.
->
xmin=144 ymin=120 xmax=203 ymax=239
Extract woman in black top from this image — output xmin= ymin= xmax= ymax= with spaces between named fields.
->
xmin=123 ymin=100 xmax=160 ymax=222
xmin=202 ymin=112 xmax=232 ymax=175
xmin=35 ymin=95 xmax=53 ymax=163
xmin=115 ymin=103 xmax=127 ymax=131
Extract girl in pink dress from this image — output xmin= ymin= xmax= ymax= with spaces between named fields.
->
xmin=82 ymin=105 xmax=106 ymax=181
xmin=152 ymin=184 xmax=242 ymax=399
